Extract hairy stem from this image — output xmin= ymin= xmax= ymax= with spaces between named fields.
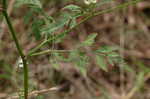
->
xmin=2 ymin=0 xmax=28 ymax=99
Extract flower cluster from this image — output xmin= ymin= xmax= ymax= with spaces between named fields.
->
xmin=84 ymin=0 xmax=97 ymax=5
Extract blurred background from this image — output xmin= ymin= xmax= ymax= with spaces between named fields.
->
xmin=0 ymin=0 xmax=150 ymax=99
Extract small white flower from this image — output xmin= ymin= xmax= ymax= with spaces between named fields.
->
xmin=18 ymin=58 xmax=23 ymax=68
xmin=92 ymin=0 xmax=97 ymax=3
xmin=84 ymin=0 xmax=91 ymax=5
xmin=84 ymin=0 xmax=97 ymax=5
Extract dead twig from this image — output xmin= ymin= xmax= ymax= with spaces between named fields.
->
xmin=7 ymin=86 xmax=60 ymax=99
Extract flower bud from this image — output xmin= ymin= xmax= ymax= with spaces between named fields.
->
xmin=84 ymin=0 xmax=97 ymax=5
xmin=18 ymin=57 xmax=23 ymax=68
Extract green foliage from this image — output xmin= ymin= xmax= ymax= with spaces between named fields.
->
xmin=48 ymin=33 xmax=98 ymax=76
xmin=63 ymin=4 xmax=82 ymax=12
xmin=50 ymin=50 xmax=89 ymax=76
xmin=41 ymin=4 xmax=84 ymax=37
xmin=18 ymin=89 xmax=24 ymax=99
xmin=69 ymin=50 xmax=89 ymax=76
xmin=42 ymin=12 xmax=71 ymax=35
xmin=97 ymin=0 xmax=113 ymax=6
xmin=95 ymin=46 xmax=123 ymax=71
xmin=15 ymin=0 xmax=42 ymax=8
xmin=96 ymin=46 xmax=119 ymax=53
xmin=63 ymin=4 xmax=84 ymax=28
xmin=53 ymin=52 xmax=71 ymax=62
xmin=19 ymin=96 xmax=24 ymax=99
xmin=136 ymin=72 xmax=145 ymax=88
xmin=122 ymin=64 xmax=134 ymax=73
xmin=23 ymin=7 xmax=42 ymax=24
xmin=23 ymin=6 xmax=54 ymax=40
xmin=1 ymin=0 xmax=143 ymax=98
xmin=31 ymin=18 xmax=45 ymax=40
xmin=36 ymin=95 xmax=44 ymax=99
xmin=96 ymin=55 xmax=108 ymax=72
xmin=23 ymin=11 xmax=33 ymax=25
xmin=136 ymin=61 xmax=150 ymax=74
xmin=80 ymin=33 xmax=97 ymax=47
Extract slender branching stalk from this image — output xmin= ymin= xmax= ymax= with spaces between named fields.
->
xmin=0 ymin=0 xmax=142 ymax=99
xmin=28 ymin=0 xmax=142 ymax=56
xmin=2 ymin=0 xmax=28 ymax=99
xmin=30 ymin=50 xmax=73 ymax=57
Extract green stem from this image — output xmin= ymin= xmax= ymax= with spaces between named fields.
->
xmin=30 ymin=50 xmax=73 ymax=56
xmin=28 ymin=0 xmax=141 ymax=56
xmin=2 ymin=0 xmax=28 ymax=99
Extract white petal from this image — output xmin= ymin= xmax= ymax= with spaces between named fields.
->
xmin=92 ymin=0 xmax=97 ymax=3
xmin=84 ymin=0 xmax=91 ymax=5
xmin=19 ymin=63 xmax=24 ymax=68
xmin=18 ymin=58 xmax=23 ymax=68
